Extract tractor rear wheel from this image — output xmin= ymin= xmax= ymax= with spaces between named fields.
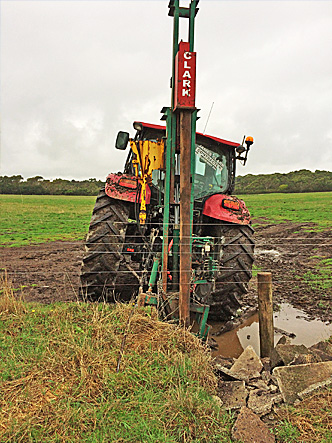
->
xmin=80 ymin=189 xmax=139 ymax=301
xmin=202 ymin=218 xmax=255 ymax=320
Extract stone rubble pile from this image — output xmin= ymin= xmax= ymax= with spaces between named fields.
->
xmin=213 ymin=337 xmax=332 ymax=443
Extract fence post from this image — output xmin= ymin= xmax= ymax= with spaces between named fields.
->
xmin=258 ymin=272 xmax=274 ymax=358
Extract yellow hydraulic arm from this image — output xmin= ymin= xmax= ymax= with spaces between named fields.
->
xmin=130 ymin=139 xmax=164 ymax=224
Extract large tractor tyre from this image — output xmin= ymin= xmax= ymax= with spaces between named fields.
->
xmin=80 ymin=189 xmax=140 ymax=302
xmin=202 ymin=218 xmax=255 ymax=320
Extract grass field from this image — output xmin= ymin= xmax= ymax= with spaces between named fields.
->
xmin=1 ymin=192 xmax=332 ymax=442
xmin=0 ymin=195 xmax=95 ymax=247
xmin=0 ymin=192 xmax=331 ymax=247
xmin=239 ymin=191 xmax=332 ymax=230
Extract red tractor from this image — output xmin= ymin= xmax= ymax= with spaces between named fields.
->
xmin=80 ymin=121 xmax=254 ymax=320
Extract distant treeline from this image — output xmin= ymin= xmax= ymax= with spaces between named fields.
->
xmin=1 ymin=169 xmax=332 ymax=195
xmin=235 ymin=169 xmax=332 ymax=194
xmin=0 ymin=175 xmax=104 ymax=196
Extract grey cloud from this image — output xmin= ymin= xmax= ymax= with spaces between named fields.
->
xmin=1 ymin=0 xmax=332 ymax=180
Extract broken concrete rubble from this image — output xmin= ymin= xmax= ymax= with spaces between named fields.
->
xmin=247 ymin=379 xmax=270 ymax=391
xmin=230 ymin=345 xmax=263 ymax=380
xmin=309 ymin=340 xmax=332 ymax=362
xmin=215 ymin=346 xmax=281 ymax=418
xmin=310 ymin=340 xmax=332 ymax=355
xmin=289 ymin=352 xmax=317 ymax=365
xmin=308 ymin=347 xmax=332 ymax=362
xmin=215 ymin=339 xmax=332 ymax=418
xmin=217 ymin=380 xmax=247 ymax=410
xmin=213 ymin=355 xmax=233 ymax=369
xmin=270 ymin=343 xmax=310 ymax=368
xmin=215 ymin=364 xmax=246 ymax=381
xmin=275 ymin=335 xmax=291 ymax=345
xmin=231 ymin=406 xmax=275 ymax=443
xmin=247 ymin=389 xmax=283 ymax=416
xmin=273 ymin=361 xmax=332 ymax=404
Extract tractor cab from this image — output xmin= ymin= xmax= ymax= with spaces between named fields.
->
xmin=116 ymin=121 xmax=253 ymax=202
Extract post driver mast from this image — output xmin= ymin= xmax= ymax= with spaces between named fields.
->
xmin=160 ymin=0 xmax=204 ymax=328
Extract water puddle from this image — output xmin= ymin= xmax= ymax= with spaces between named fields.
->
xmin=211 ymin=303 xmax=332 ymax=359
xmin=255 ymin=249 xmax=281 ymax=260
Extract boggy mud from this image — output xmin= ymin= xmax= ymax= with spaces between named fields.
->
xmin=0 ymin=241 xmax=83 ymax=304
xmin=243 ymin=221 xmax=332 ymax=324
xmin=0 ymin=221 xmax=331 ymax=325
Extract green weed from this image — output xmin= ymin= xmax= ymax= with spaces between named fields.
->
xmin=275 ymin=420 xmax=300 ymax=442
xmin=252 ymin=264 xmax=262 ymax=277
xmin=301 ymin=259 xmax=332 ymax=292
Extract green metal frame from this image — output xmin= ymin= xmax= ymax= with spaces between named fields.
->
xmin=142 ymin=294 xmax=210 ymax=341
xmin=163 ymin=0 xmax=199 ymax=281
xmin=158 ymin=1 xmax=210 ymax=340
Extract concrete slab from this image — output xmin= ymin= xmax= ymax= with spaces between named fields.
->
xmin=273 ymin=361 xmax=332 ymax=404
xmin=230 ymin=345 xmax=263 ymax=380
xmin=215 ymin=364 xmax=246 ymax=381
xmin=310 ymin=340 xmax=332 ymax=355
xmin=232 ymin=406 xmax=275 ymax=443
xmin=217 ymin=380 xmax=248 ymax=410
xmin=247 ymin=389 xmax=283 ymax=416
xmin=248 ymin=379 xmax=270 ymax=391
xmin=309 ymin=348 xmax=332 ymax=362
xmin=270 ymin=344 xmax=309 ymax=368
xmin=297 ymin=377 xmax=332 ymax=400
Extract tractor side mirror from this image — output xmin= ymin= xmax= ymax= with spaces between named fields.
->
xmin=115 ymin=131 xmax=129 ymax=150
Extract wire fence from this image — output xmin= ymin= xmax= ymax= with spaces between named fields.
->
xmin=1 ymin=219 xmax=331 ymax=290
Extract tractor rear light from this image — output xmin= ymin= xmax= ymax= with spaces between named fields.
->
xmin=222 ymin=199 xmax=240 ymax=211
xmin=118 ymin=178 xmax=137 ymax=189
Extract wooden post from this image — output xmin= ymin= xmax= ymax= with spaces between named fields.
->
xmin=258 ymin=272 xmax=274 ymax=358
xmin=179 ymin=110 xmax=192 ymax=327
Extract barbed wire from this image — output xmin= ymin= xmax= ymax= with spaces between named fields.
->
xmin=1 ymin=241 xmax=331 ymax=246
xmin=3 ymin=270 xmax=332 ymax=284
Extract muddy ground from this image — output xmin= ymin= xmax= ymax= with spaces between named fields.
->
xmin=1 ymin=221 xmax=331 ymax=324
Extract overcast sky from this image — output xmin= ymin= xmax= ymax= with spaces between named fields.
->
xmin=1 ymin=0 xmax=332 ymax=181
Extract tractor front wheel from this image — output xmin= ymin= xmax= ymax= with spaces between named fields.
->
xmin=80 ymin=189 xmax=139 ymax=301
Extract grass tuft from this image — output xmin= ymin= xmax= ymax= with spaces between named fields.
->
xmin=0 ymin=272 xmax=26 ymax=315
xmin=0 ymin=278 xmax=234 ymax=442
xmin=274 ymin=388 xmax=332 ymax=442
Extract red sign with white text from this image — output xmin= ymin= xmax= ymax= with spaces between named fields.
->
xmin=174 ymin=41 xmax=196 ymax=110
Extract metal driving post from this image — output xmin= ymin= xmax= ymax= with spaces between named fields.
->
xmin=162 ymin=108 xmax=172 ymax=294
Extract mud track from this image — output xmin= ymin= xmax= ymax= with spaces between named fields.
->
xmin=1 ymin=222 xmax=331 ymax=323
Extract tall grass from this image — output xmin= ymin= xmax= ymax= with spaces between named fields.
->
xmin=0 ymin=277 xmax=234 ymax=442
